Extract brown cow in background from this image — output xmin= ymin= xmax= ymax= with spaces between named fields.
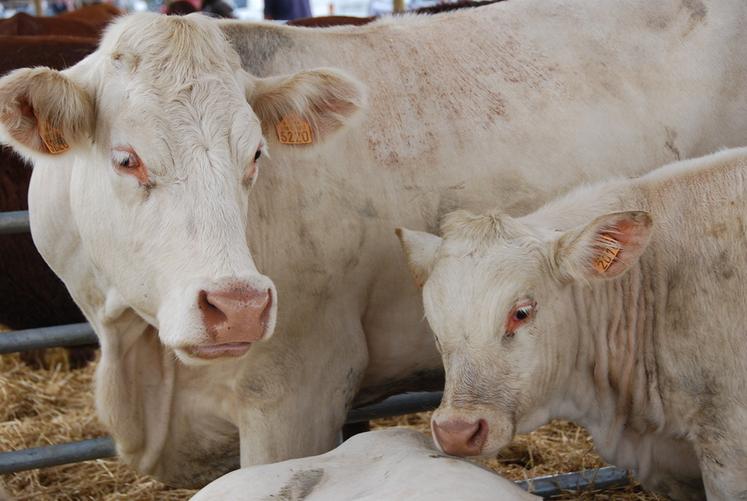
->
xmin=0 ymin=5 xmax=119 ymax=367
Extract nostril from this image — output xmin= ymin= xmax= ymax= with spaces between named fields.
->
xmin=198 ymin=289 xmax=227 ymax=329
xmin=469 ymin=419 xmax=489 ymax=449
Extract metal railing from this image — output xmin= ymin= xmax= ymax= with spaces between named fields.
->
xmin=0 ymin=210 xmax=30 ymax=235
xmin=0 ymin=210 xmax=631 ymax=497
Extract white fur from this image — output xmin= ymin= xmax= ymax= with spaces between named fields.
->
xmin=2 ymin=0 xmax=747 ymax=486
xmin=192 ymin=429 xmax=538 ymax=501
xmin=404 ymin=147 xmax=747 ymax=500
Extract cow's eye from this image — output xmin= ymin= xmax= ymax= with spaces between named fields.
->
xmin=514 ymin=305 xmax=533 ymax=321
xmin=111 ymin=147 xmax=149 ymax=185
xmin=254 ymin=149 xmax=262 ymax=162
xmin=112 ymin=149 xmax=140 ymax=170
xmin=505 ymin=300 xmax=536 ymax=337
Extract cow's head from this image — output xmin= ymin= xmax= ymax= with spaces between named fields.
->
xmin=0 ymin=13 xmax=364 ymax=365
xmin=397 ymin=209 xmax=652 ymax=457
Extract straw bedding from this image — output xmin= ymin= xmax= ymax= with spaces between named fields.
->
xmin=0 ymin=352 xmax=664 ymax=500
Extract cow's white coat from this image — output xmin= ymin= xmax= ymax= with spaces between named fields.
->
xmin=1 ymin=0 xmax=747 ymax=486
xmin=192 ymin=429 xmax=538 ymax=501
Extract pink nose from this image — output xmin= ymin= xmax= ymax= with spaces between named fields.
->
xmin=432 ymin=418 xmax=488 ymax=457
xmin=198 ymin=286 xmax=272 ymax=345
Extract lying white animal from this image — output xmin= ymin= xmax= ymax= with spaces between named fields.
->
xmin=192 ymin=429 xmax=538 ymax=500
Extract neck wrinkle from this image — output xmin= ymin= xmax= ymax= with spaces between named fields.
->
xmin=564 ymin=252 xmax=667 ymax=458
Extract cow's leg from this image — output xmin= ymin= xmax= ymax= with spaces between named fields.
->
xmin=237 ymin=300 xmax=369 ymax=466
xmin=695 ymin=408 xmax=747 ymax=501
xmin=637 ymin=436 xmax=704 ymax=501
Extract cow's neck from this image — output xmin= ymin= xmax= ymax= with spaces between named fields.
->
xmin=559 ymin=256 xmax=670 ymax=467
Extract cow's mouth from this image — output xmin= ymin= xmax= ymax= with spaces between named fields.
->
xmin=185 ymin=342 xmax=252 ymax=359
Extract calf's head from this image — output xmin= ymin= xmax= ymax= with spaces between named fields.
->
xmin=397 ymin=209 xmax=652 ymax=457
xmin=0 ymin=13 xmax=364 ymax=364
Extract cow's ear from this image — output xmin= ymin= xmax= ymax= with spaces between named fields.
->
xmin=396 ymin=228 xmax=443 ymax=288
xmin=248 ymin=68 xmax=365 ymax=146
xmin=0 ymin=67 xmax=94 ymax=159
xmin=554 ymin=211 xmax=653 ymax=282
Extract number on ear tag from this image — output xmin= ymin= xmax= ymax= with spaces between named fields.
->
xmin=275 ymin=115 xmax=313 ymax=145
xmin=594 ymin=234 xmax=621 ymax=273
xmin=39 ymin=120 xmax=70 ymax=154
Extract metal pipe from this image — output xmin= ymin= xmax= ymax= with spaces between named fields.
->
xmin=0 ymin=437 xmax=631 ymax=497
xmin=0 ymin=393 xmax=443 ymax=473
xmin=0 ymin=391 xmax=632 ymax=497
xmin=0 ymin=438 xmax=116 ymax=474
xmin=0 ymin=323 xmax=98 ymax=354
xmin=517 ymin=466 xmax=630 ymax=497
xmin=346 ymin=392 xmax=442 ymax=423
xmin=0 ymin=211 xmax=30 ymax=235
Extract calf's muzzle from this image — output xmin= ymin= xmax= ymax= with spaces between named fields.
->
xmin=432 ymin=418 xmax=488 ymax=457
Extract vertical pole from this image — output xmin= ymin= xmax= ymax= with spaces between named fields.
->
xmin=33 ymin=0 xmax=43 ymax=16
xmin=393 ymin=0 xmax=405 ymax=13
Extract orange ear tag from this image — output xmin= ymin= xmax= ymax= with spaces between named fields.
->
xmin=275 ymin=115 xmax=313 ymax=145
xmin=593 ymin=234 xmax=621 ymax=273
xmin=39 ymin=120 xmax=70 ymax=154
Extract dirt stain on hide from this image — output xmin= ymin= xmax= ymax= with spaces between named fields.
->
xmin=221 ymin=24 xmax=294 ymax=77
xmin=680 ymin=0 xmax=707 ymax=37
xmin=665 ymin=127 xmax=681 ymax=161
xmin=646 ymin=0 xmax=706 ymax=34
xmin=265 ymin=469 xmax=325 ymax=501
xmin=713 ymin=250 xmax=736 ymax=280
xmin=361 ymin=13 xmax=558 ymax=170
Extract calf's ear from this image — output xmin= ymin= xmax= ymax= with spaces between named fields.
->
xmin=554 ymin=211 xmax=653 ymax=282
xmin=0 ymin=67 xmax=94 ymax=159
xmin=248 ymin=68 xmax=365 ymax=146
xmin=396 ymin=228 xmax=443 ymax=288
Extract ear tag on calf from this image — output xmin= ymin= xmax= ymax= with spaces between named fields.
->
xmin=275 ymin=115 xmax=313 ymax=145
xmin=593 ymin=234 xmax=621 ymax=273
xmin=39 ymin=120 xmax=70 ymax=154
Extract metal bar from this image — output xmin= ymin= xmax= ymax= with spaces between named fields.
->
xmin=0 ymin=393 xmax=443 ymax=473
xmin=0 ymin=437 xmax=116 ymax=474
xmin=346 ymin=391 xmax=442 ymax=423
xmin=0 ymin=395 xmax=632 ymax=498
xmin=0 ymin=323 xmax=97 ymax=354
xmin=0 ymin=437 xmax=631 ymax=498
xmin=517 ymin=466 xmax=630 ymax=497
xmin=0 ymin=211 xmax=30 ymax=235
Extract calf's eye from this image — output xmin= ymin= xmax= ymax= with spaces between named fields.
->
xmin=514 ymin=305 xmax=532 ymax=321
xmin=504 ymin=300 xmax=536 ymax=338
xmin=254 ymin=149 xmax=262 ymax=162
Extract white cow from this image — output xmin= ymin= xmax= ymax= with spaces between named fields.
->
xmin=1 ymin=0 xmax=747 ymax=487
xmin=192 ymin=429 xmax=539 ymax=501
xmin=398 ymin=147 xmax=747 ymax=501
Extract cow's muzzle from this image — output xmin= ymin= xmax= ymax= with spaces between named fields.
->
xmin=188 ymin=284 xmax=273 ymax=360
